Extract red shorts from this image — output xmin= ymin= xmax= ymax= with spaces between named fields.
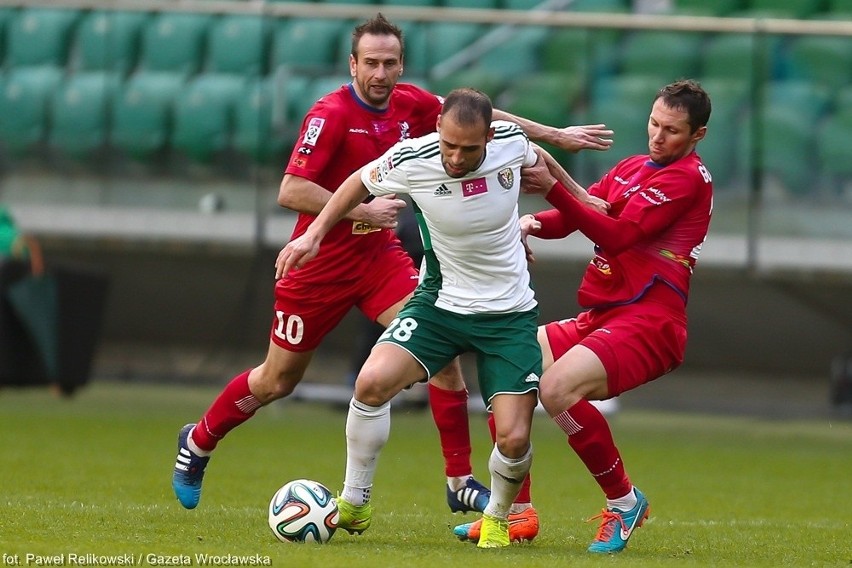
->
xmin=544 ymin=284 xmax=688 ymax=396
xmin=270 ymin=244 xmax=418 ymax=352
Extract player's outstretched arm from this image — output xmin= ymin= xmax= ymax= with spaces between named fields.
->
xmin=532 ymin=145 xmax=609 ymax=214
xmin=492 ymin=108 xmax=613 ymax=153
xmin=275 ymin=170 xmax=374 ymax=279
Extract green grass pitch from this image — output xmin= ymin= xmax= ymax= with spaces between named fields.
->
xmin=1 ymin=381 xmax=850 ymax=567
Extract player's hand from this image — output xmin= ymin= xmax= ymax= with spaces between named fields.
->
xmin=519 ymin=214 xmax=541 ymax=263
xmin=582 ymin=194 xmax=610 ymax=214
xmin=521 ymin=152 xmax=558 ymax=196
xmin=551 ymin=124 xmax=614 ymax=153
xmin=275 ymin=234 xmax=321 ymax=279
xmin=361 ymin=195 xmax=407 ymax=229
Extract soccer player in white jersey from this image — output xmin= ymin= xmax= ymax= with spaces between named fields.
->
xmin=276 ymin=88 xmax=542 ymax=548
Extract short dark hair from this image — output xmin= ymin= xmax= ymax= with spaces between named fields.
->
xmin=351 ymin=13 xmax=404 ymax=60
xmin=655 ymin=79 xmax=712 ymax=133
xmin=441 ymin=88 xmax=493 ymax=131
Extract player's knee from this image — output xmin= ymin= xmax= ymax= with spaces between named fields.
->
xmin=496 ymin=431 xmax=531 ymax=460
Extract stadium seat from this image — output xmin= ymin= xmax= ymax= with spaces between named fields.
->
xmin=5 ymin=7 xmax=79 ymax=68
xmin=442 ymin=0 xmax=500 ymax=8
xmin=171 ymin=75 xmax=240 ymax=163
xmin=430 ymin=67 xmax=506 ymax=100
xmin=671 ymin=0 xmax=744 ymax=16
xmin=397 ymin=21 xmax=429 ymax=79
xmin=581 ymin=97 xmax=650 ymax=179
xmin=205 ymin=14 xmax=271 ymax=77
xmin=590 ymin=74 xmax=660 ymax=109
xmin=110 ymin=73 xmax=181 ymax=161
xmin=569 ymin=0 xmax=630 ymax=11
xmin=816 ymin=108 xmax=852 ymax=183
xmin=287 ymin=74 xmax=351 ymax=123
xmin=696 ymin=99 xmax=744 ymax=189
xmin=470 ymin=26 xmax=549 ymax=80
xmin=271 ymin=18 xmax=348 ymax=73
xmin=424 ymin=22 xmax=485 ymax=71
xmin=618 ymin=31 xmax=704 ymax=85
xmin=766 ymin=80 xmax=832 ymax=122
xmin=746 ymin=0 xmax=825 ymax=19
xmin=233 ymin=77 xmax=290 ymax=164
xmin=501 ymin=72 xmax=583 ymax=132
xmin=48 ymin=73 xmax=119 ymax=159
xmin=542 ymin=26 xmax=621 ymax=81
xmin=701 ymin=33 xmax=784 ymax=82
xmin=740 ymin=103 xmax=816 ymax=195
xmin=137 ymin=11 xmax=212 ymax=77
xmin=73 ymin=10 xmax=149 ymax=75
xmin=784 ymin=35 xmax=852 ymax=92
xmin=0 ymin=67 xmax=63 ymax=156
xmin=827 ymin=0 xmax=852 ymax=14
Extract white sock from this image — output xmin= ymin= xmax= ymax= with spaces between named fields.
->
xmin=607 ymin=487 xmax=637 ymax=512
xmin=509 ymin=502 xmax=532 ymax=515
xmin=483 ymin=444 xmax=532 ymax=520
xmin=342 ymin=397 xmax=391 ymax=506
xmin=447 ymin=475 xmax=473 ymax=492
xmin=187 ymin=427 xmax=211 ymax=457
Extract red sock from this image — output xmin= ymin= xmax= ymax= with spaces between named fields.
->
xmin=428 ymin=383 xmax=472 ymax=477
xmin=488 ymin=412 xmax=532 ymax=504
xmin=553 ymin=399 xmax=631 ymax=500
xmin=191 ymin=369 xmax=262 ymax=452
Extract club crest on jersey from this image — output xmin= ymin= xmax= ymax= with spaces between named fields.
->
xmin=303 ymin=117 xmax=325 ymax=146
xmin=497 ymin=168 xmax=514 ymax=189
xmin=398 ymin=121 xmax=410 ymax=140
xmin=462 ymin=177 xmax=488 ymax=198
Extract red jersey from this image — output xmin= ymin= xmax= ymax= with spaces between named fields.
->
xmin=578 ymin=151 xmax=713 ymax=308
xmin=283 ymin=82 xmax=443 ymax=284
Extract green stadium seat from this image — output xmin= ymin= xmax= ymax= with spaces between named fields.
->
xmin=138 ymin=12 xmax=212 ymax=77
xmin=671 ymin=0 xmax=744 ymax=16
xmin=383 ymin=0 xmax=440 ymax=6
xmin=233 ymin=77 xmax=290 ymax=164
xmin=581 ymin=98 xmax=650 ymax=180
xmin=541 ymin=27 xmax=621 ymax=81
xmin=48 ymin=73 xmax=119 ymax=159
xmin=766 ymin=79 xmax=832 ymax=122
xmin=471 ymin=26 xmax=549 ymax=79
xmin=746 ymin=0 xmax=825 ymax=19
xmin=111 ymin=73 xmax=182 ymax=161
xmin=272 ymin=18 xmax=347 ymax=73
xmin=590 ymin=74 xmax=660 ymax=108
xmin=0 ymin=67 xmax=63 ymax=155
xmin=0 ymin=8 xmax=18 ymax=65
xmin=756 ymin=105 xmax=816 ymax=194
xmin=6 ymin=7 xmax=79 ymax=68
xmin=288 ymin=74 xmax=351 ymax=123
xmin=424 ymin=22 xmax=485 ymax=70
xmin=442 ymin=0 xmax=500 ymax=8
xmin=171 ymin=75 xmax=239 ymax=163
xmin=816 ymin=109 xmax=852 ymax=182
xmin=206 ymin=14 xmax=271 ymax=76
xmin=397 ymin=21 xmax=429 ymax=79
xmin=696 ymin=98 xmax=745 ymax=189
xmin=74 ymin=10 xmax=149 ymax=75
xmin=429 ymin=67 xmax=506 ymax=99
xmin=827 ymin=0 xmax=852 ymax=14
xmin=701 ymin=33 xmax=784 ymax=82
xmin=784 ymin=35 xmax=852 ymax=91
xmin=618 ymin=31 xmax=704 ymax=85
xmin=569 ymin=0 xmax=630 ymax=11
xmin=501 ymin=72 xmax=583 ymax=146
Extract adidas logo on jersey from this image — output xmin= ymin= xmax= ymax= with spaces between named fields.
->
xmin=434 ymin=184 xmax=452 ymax=196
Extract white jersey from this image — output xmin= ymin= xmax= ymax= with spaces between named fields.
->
xmin=361 ymin=120 xmax=538 ymax=315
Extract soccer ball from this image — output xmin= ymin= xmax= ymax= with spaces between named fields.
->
xmin=268 ymin=479 xmax=339 ymax=543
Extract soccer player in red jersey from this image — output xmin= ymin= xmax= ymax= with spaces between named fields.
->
xmin=171 ymin=13 xmax=614 ymax=518
xmin=455 ymin=79 xmax=713 ymax=552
